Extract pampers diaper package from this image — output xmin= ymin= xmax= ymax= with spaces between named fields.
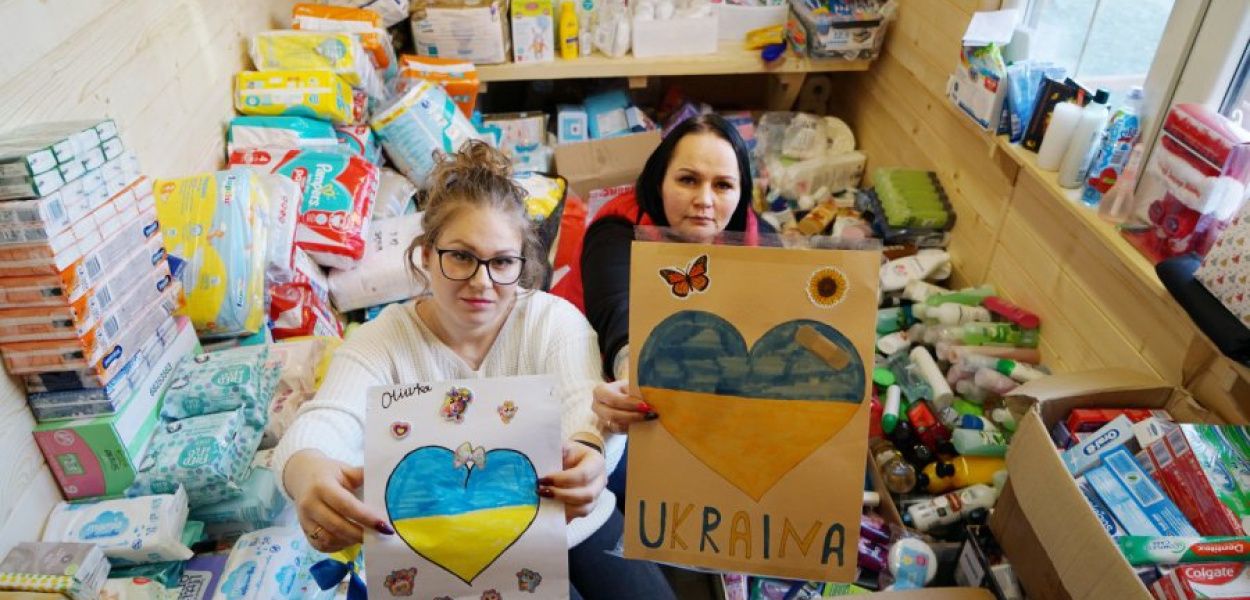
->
xmin=42 ymin=487 xmax=194 ymax=566
xmin=333 ymin=124 xmax=381 ymax=165
xmin=249 ymin=31 xmax=385 ymax=100
xmin=226 ymin=117 xmax=339 ymax=154
xmin=228 ymin=149 xmax=378 ymax=269
xmin=370 ymin=80 xmax=482 ymax=185
xmin=235 ymin=70 xmax=354 ymax=126
xmin=211 ymin=527 xmax=330 ymax=600
xmin=153 ymin=170 xmax=268 ymax=338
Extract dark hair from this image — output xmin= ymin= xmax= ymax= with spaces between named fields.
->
xmin=634 ymin=114 xmax=754 ymax=232
xmin=404 ymin=140 xmax=547 ymax=289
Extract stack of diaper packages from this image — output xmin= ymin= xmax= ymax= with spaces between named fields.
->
xmin=131 ymin=345 xmax=279 ymax=509
xmin=0 ymin=542 xmax=110 ymax=600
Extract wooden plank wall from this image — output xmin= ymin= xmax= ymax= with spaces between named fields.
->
xmin=836 ymin=0 xmax=1247 ymax=410
xmin=0 ymin=0 xmax=294 ymax=556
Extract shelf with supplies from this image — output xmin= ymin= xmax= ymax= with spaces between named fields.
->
xmin=474 ymin=42 xmax=871 ymax=82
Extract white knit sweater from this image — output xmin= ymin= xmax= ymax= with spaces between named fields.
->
xmin=273 ymin=291 xmax=623 ymax=548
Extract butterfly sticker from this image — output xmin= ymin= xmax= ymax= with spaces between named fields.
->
xmin=658 ymin=254 xmax=710 ymax=299
xmin=454 ymin=442 xmax=487 ymax=471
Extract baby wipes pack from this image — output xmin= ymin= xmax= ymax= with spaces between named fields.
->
xmin=0 ymin=542 xmax=110 ymax=600
xmin=249 ymin=31 xmax=385 ymax=100
xmin=135 ymin=409 xmax=256 ymax=508
xmin=153 ymin=170 xmax=268 ymax=338
xmin=210 ymin=527 xmax=328 ymax=600
xmin=370 ymin=80 xmax=483 ymax=185
xmin=189 ymin=450 xmax=287 ymax=542
xmin=160 ymin=345 xmax=278 ymax=422
xmin=226 ymin=117 xmax=339 ymax=154
xmin=235 ymin=71 xmax=354 ymax=125
xmin=42 ymin=487 xmax=194 ymax=566
xmin=228 ymin=149 xmax=378 ymax=269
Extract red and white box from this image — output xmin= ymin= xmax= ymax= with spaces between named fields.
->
xmin=1140 ymin=430 xmax=1245 ymax=536
xmin=1168 ymin=563 xmax=1250 ymax=599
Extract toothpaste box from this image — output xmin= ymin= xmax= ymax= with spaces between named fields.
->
xmin=1063 ymin=414 xmax=1138 ymax=476
xmin=1169 ymin=563 xmax=1250 ymax=599
xmin=1144 ymin=425 xmax=1249 ymax=536
xmin=1076 ymin=475 xmax=1128 ymax=537
xmin=32 ymin=316 xmax=197 ymax=500
xmin=1068 ymin=408 xmax=1175 ymax=434
xmin=1087 ymin=446 xmax=1198 ymax=537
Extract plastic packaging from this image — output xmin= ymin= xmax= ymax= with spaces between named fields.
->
xmin=1058 ymin=92 xmax=1111 ymax=188
xmin=270 ymin=281 xmax=342 ymax=340
xmin=919 ymin=455 xmax=1006 ymax=493
xmin=161 ymin=345 xmax=279 ymax=421
xmin=913 ymin=303 xmax=991 ymax=325
xmin=906 ymin=484 xmax=998 ymax=532
xmin=888 ymin=538 xmax=937 ymax=589
xmin=974 ymin=368 xmax=1020 ymax=395
xmin=876 ymin=305 xmax=914 ymax=334
xmin=959 ymin=354 xmax=1046 ymax=383
xmin=211 ymin=527 xmax=327 ymax=600
xmin=370 ymin=81 xmax=483 ymax=185
xmin=1098 ymin=144 xmax=1146 ymax=223
xmin=870 ymin=438 xmax=917 ymax=494
xmin=1117 ymin=535 xmax=1250 ymax=566
xmin=907 ymin=399 xmax=952 ymax=453
xmin=372 ymin=167 xmax=417 ymax=221
xmin=982 ymin=296 xmax=1041 ymax=329
xmin=1083 ymin=87 xmax=1143 ymax=206
xmin=909 ymin=346 xmax=953 ymax=409
xmin=560 ymin=3 xmax=580 ymax=59
xmin=901 ymin=281 xmax=950 ymax=303
xmin=258 ymin=173 xmax=300 ymax=280
xmin=924 ymin=285 xmax=995 ymax=306
xmin=42 ymin=487 xmax=193 ymax=565
xmin=395 ymin=56 xmax=481 ymax=118
xmin=327 ymin=212 xmax=426 ymax=312
xmin=881 ymin=384 xmax=902 ymax=434
xmin=135 ymin=410 xmax=259 ymax=507
xmin=317 ymin=0 xmax=410 ymax=27
xmin=291 ymin=3 xmax=399 ymax=79
xmin=249 ymin=31 xmax=385 ymax=99
xmin=1037 ymin=101 xmax=1083 ymax=171
xmin=235 ymin=70 xmax=354 ymax=125
xmin=880 ymin=251 xmax=950 ymax=292
xmin=226 ymin=116 xmax=339 ymax=154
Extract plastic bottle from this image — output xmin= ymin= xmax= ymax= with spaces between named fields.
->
xmin=974 ymin=368 xmax=1019 ymax=395
xmin=907 ymin=484 xmax=999 ymax=532
xmin=1083 ymin=87 xmax=1143 ymax=207
xmin=559 ymin=3 xmax=580 ymax=59
xmin=1058 ymin=89 xmax=1111 ymax=188
xmin=957 ymin=415 xmax=998 ymax=431
xmin=918 ymin=456 xmax=1007 ymax=493
xmin=952 ymin=428 xmax=1008 ymax=457
xmin=913 ymin=303 xmax=992 ymax=325
xmin=1037 ymin=101 xmax=1084 ymax=171
xmin=882 ymin=385 xmax=903 ymax=434
xmin=578 ymin=15 xmax=593 ymax=56
xmin=879 ymin=252 xmax=950 ymax=292
xmin=906 ymin=399 xmax=952 ymax=452
xmin=877 ymin=306 xmax=915 ymax=334
xmin=798 ymin=201 xmax=838 ymax=235
xmin=885 ymin=350 xmax=931 ymax=402
xmin=870 ymin=438 xmax=918 ymax=494
xmin=954 ymin=379 xmax=989 ymax=404
xmin=1098 ymin=143 xmax=1146 ymax=223
xmin=944 ymin=344 xmax=1043 ymax=365
xmin=983 ymin=297 xmax=1041 ymax=329
xmin=909 ymin=347 xmax=954 ymax=409
xmin=924 ymin=285 xmax=996 ymax=307
xmin=890 ymin=421 xmax=935 ymax=467
xmin=959 ymin=354 xmax=1047 ymax=383
xmin=901 ymin=281 xmax=951 ymax=303
xmin=876 ymin=330 xmax=913 ymax=355
xmin=931 ymin=322 xmax=1040 ymax=348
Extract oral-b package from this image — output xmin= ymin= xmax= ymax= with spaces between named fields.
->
xmin=370 ymin=80 xmax=483 ymax=185
xmin=226 ymin=117 xmax=339 ymax=155
xmin=160 ymin=345 xmax=278 ymax=422
xmin=42 ymin=488 xmax=194 ymax=566
xmin=235 ymin=70 xmax=354 ymax=125
xmin=133 ymin=410 xmax=260 ymax=508
xmin=210 ymin=527 xmax=328 ymax=600
xmin=227 ymin=149 xmax=378 ymax=269
xmin=153 ymin=171 xmax=268 ymax=338
xmin=249 ymin=31 xmax=385 ymax=100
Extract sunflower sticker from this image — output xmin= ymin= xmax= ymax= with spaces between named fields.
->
xmin=807 ymin=267 xmax=849 ymax=308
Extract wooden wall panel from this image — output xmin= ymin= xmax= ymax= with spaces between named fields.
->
xmin=0 ymin=0 xmax=293 ymax=557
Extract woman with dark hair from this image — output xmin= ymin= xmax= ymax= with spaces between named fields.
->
xmin=553 ymin=114 xmax=769 ymax=503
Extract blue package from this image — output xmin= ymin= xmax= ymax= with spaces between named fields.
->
xmin=584 ymin=89 xmax=632 ymax=139
xmin=1076 ymin=475 xmax=1126 ymax=537
xmin=227 ymin=117 xmax=338 ymax=152
xmin=1086 ymin=446 xmax=1198 ymax=537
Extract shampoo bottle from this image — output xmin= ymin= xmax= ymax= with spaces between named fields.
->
xmin=559 ymin=2 xmax=580 ymax=59
xmin=917 ymin=456 xmax=1006 ymax=493
xmin=907 ymin=484 xmax=998 ymax=532
xmin=1057 ymin=89 xmax=1111 ymax=188
xmin=1037 ymin=101 xmax=1084 ymax=171
xmin=1082 ymin=86 xmax=1143 ymax=206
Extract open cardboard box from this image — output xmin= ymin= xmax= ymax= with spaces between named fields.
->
xmin=553 ymin=131 xmax=661 ymax=202
xmin=990 ymin=369 xmax=1228 ymax=600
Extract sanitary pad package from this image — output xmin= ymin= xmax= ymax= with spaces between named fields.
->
xmin=42 ymin=487 xmax=194 ymax=566
xmin=235 ymin=71 xmax=354 ymax=125
xmin=370 ymin=80 xmax=483 ymax=185
xmin=153 ymin=170 xmax=268 ymax=338
xmin=249 ymin=31 xmax=384 ymax=100
xmin=210 ymin=527 xmax=328 ymax=600
xmin=0 ymin=542 xmax=110 ymax=600
xmin=226 ymin=117 xmax=339 ymax=154
xmin=227 ymin=149 xmax=378 ymax=269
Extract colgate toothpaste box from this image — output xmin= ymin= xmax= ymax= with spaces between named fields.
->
xmin=1068 ymin=408 xmax=1175 ymax=435
xmin=1140 ymin=426 xmax=1246 ymax=536
xmin=1170 ymin=563 xmax=1250 ymax=599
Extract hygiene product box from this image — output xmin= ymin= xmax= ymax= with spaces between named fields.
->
xmin=1083 ymin=446 xmax=1197 ymax=537
xmin=1061 ymin=415 xmax=1137 ymax=477
xmin=0 ymin=542 xmax=109 ymax=600
xmin=234 ymin=70 xmax=354 ymax=125
xmin=631 ymin=12 xmax=718 ymax=58
xmin=949 ymin=43 xmax=1008 ymax=132
xmin=1157 ymin=563 xmax=1250 ymax=599
xmin=989 ymin=369 xmax=1226 ymax=600
xmin=556 ymin=105 xmax=589 ymax=145
xmin=411 ymin=0 xmax=511 ymax=65
xmin=510 ymin=0 xmax=554 ymax=63
xmin=1140 ymin=425 xmax=1247 ymax=536
xmin=786 ymin=0 xmax=893 ymax=60
xmin=31 ymin=316 xmax=197 ymax=501
xmin=176 ymin=554 xmax=229 ymax=600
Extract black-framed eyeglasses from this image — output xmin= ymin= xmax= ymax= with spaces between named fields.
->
xmin=435 ymin=248 xmax=527 ymax=285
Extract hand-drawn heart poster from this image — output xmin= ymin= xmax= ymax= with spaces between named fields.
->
xmin=365 ymin=375 xmax=569 ymax=600
xmin=624 ymin=240 xmax=880 ymax=581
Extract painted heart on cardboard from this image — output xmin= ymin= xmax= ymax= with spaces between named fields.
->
xmin=385 ymin=446 xmax=538 ymax=584
xmin=637 ymin=311 xmax=866 ymax=501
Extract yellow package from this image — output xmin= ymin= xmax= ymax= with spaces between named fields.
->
xmin=250 ymin=31 xmax=385 ymax=99
xmin=153 ymin=170 xmax=268 ymax=337
xmin=292 ymin=3 xmax=398 ymax=78
xmin=235 ymin=70 xmax=354 ymax=124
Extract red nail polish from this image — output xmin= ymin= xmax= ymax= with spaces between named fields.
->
xmin=637 ymin=402 xmax=653 ymax=412
xmin=538 ymin=487 xmax=555 ymax=498
xmin=376 ymin=521 xmax=395 ymax=535
xmin=538 ymin=477 xmax=554 ymax=486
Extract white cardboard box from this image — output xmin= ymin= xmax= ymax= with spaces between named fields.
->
xmin=632 ymin=14 xmax=718 ymax=58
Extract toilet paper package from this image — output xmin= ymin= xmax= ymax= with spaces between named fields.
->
xmin=370 ymin=80 xmax=483 ymax=185
xmin=153 ymin=170 xmax=268 ymax=338
xmin=235 ymin=70 xmax=354 ymax=125
xmin=226 ymin=117 xmax=339 ymax=154
xmin=227 ymin=149 xmax=378 ymax=269
xmin=327 ymin=212 xmax=426 ymax=311
xmin=160 ymin=345 xmax=278 ymax=422
xmin=210 ymin=527 xmax=328 ymax=600
xmin=42 ymin=487 xmax=193 ymax=566
xmin=0 ymin=542 xmax=110 ymax=600
xmin=249 ymin=31 xmax=385 ymax=100
xmin=133 ymin=409 xmax=259 ymax=508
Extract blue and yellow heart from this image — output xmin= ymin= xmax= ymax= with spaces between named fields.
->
xmin=385 ymin=446 xmax=539 ymax=584
xmin=637 ymin=311 xmax=866 ymax=500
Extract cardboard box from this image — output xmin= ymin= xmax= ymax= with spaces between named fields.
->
xmin=31 ymin=316 xmax=196 ymax=501
xmin=553 ymin=131 xmax=660 ymax=200
xmin=990 ymin=369 xmax=1224 ymax=600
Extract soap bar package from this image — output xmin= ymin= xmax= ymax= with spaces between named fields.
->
xmin=42 ymin=488 xmax=193 ymax=566
xmin=0 ymin=542 xmax=109 ymax=600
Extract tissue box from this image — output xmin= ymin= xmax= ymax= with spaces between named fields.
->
xmin=511 ymin=0 xmax=555 ymax=63
xmin=584 ymin=90 xmax=631 ymax=139
xmin=1195 ymin=199 xmax=1250 ymax=326
xmin=411 ymin=0 xmax=511 ymax=65
xmin=0 ymin=543 xmax=109 ymax=600
xmin=949 ymin=43 xmax=1008 ymax=131
xmin=557 ymin=105 xmax=589 ymax=145
xmin=31 ymin=317 xmax=197 ymax=500
xmin=632 ymin=14 xmax=718 ymax=58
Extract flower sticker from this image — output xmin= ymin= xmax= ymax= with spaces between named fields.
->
xmin=807 ymin=266 xmax=849 ymax=308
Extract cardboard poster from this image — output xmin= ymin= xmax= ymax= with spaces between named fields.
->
xmin=624 ymin=241 xmax=879 ymax=581
xmin=365 ymin=376 xmax=569 ymax=600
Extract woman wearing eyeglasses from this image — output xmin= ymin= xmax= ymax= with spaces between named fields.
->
xmin=274 ymin=141 xmax=677 ymax=600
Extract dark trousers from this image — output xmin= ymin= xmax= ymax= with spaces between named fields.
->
xmin=569 ymin=508 xmax=677 ymax=600
xmin=607 ymin=441 xmax=629 ymax=514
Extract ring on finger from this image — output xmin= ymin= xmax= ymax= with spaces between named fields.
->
xmin=309 ymin=525 xmax=324 ymax=540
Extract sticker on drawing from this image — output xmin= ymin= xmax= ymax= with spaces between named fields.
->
xmin=498 ymin=401 xmax=518 ymax=424
xmin=807 ymin=266 xmax=849 ymax=308
xmin=659 ymin=254 xmax=709 ymax=299
xmin=440 ymin=386 xmax=474 ymax=423
xmin=384 ymin=568 xmax=418 ymax=596
xmin=517 ymin=568 xmax=543 ymax=592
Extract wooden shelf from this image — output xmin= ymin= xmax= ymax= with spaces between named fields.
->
xmin=993 ymin=136 xmax=1167 ymax=297
xmin=475 ymin=42 xmax=871 ymax=82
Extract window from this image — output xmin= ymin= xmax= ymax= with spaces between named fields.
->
xmin=1220 ymin=42 xmax=1250 ymax=128
xmin=1024 ymin=0 xmax=1177 ymax=104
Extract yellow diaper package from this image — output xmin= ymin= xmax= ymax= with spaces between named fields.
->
xmin=235 ymin=70 xmax=354 ymax=125
xmin=153 ymin=170 xmax=268 ymax=338
xmin=250 ymin=31 xmax=385 ymax=99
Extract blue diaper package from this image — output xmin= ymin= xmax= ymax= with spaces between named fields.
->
xmin=226 ymin=117 xmax=339 ymax=154
xmin=42 ymin=487 xmax=194 ymax=566
xmin=211 ymin=527 xmax=330 ymax=600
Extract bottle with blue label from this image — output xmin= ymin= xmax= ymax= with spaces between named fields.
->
xmin=1082 ymin=86 xmax=1143 ymax=207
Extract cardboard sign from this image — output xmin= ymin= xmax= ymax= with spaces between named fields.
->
xmin=624 ymin=241 xmax=879 ymax=581
xmin=364 ymin=376 xmax=569 ymax=600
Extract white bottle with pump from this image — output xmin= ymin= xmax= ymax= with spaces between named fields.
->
xmin=1058 ymin=89 xmax=1111 ymax=188
xmin=907 ymin=484 xmax=998 ymax=532
xmin=879 ymin=252 xmax=950 ymax=292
